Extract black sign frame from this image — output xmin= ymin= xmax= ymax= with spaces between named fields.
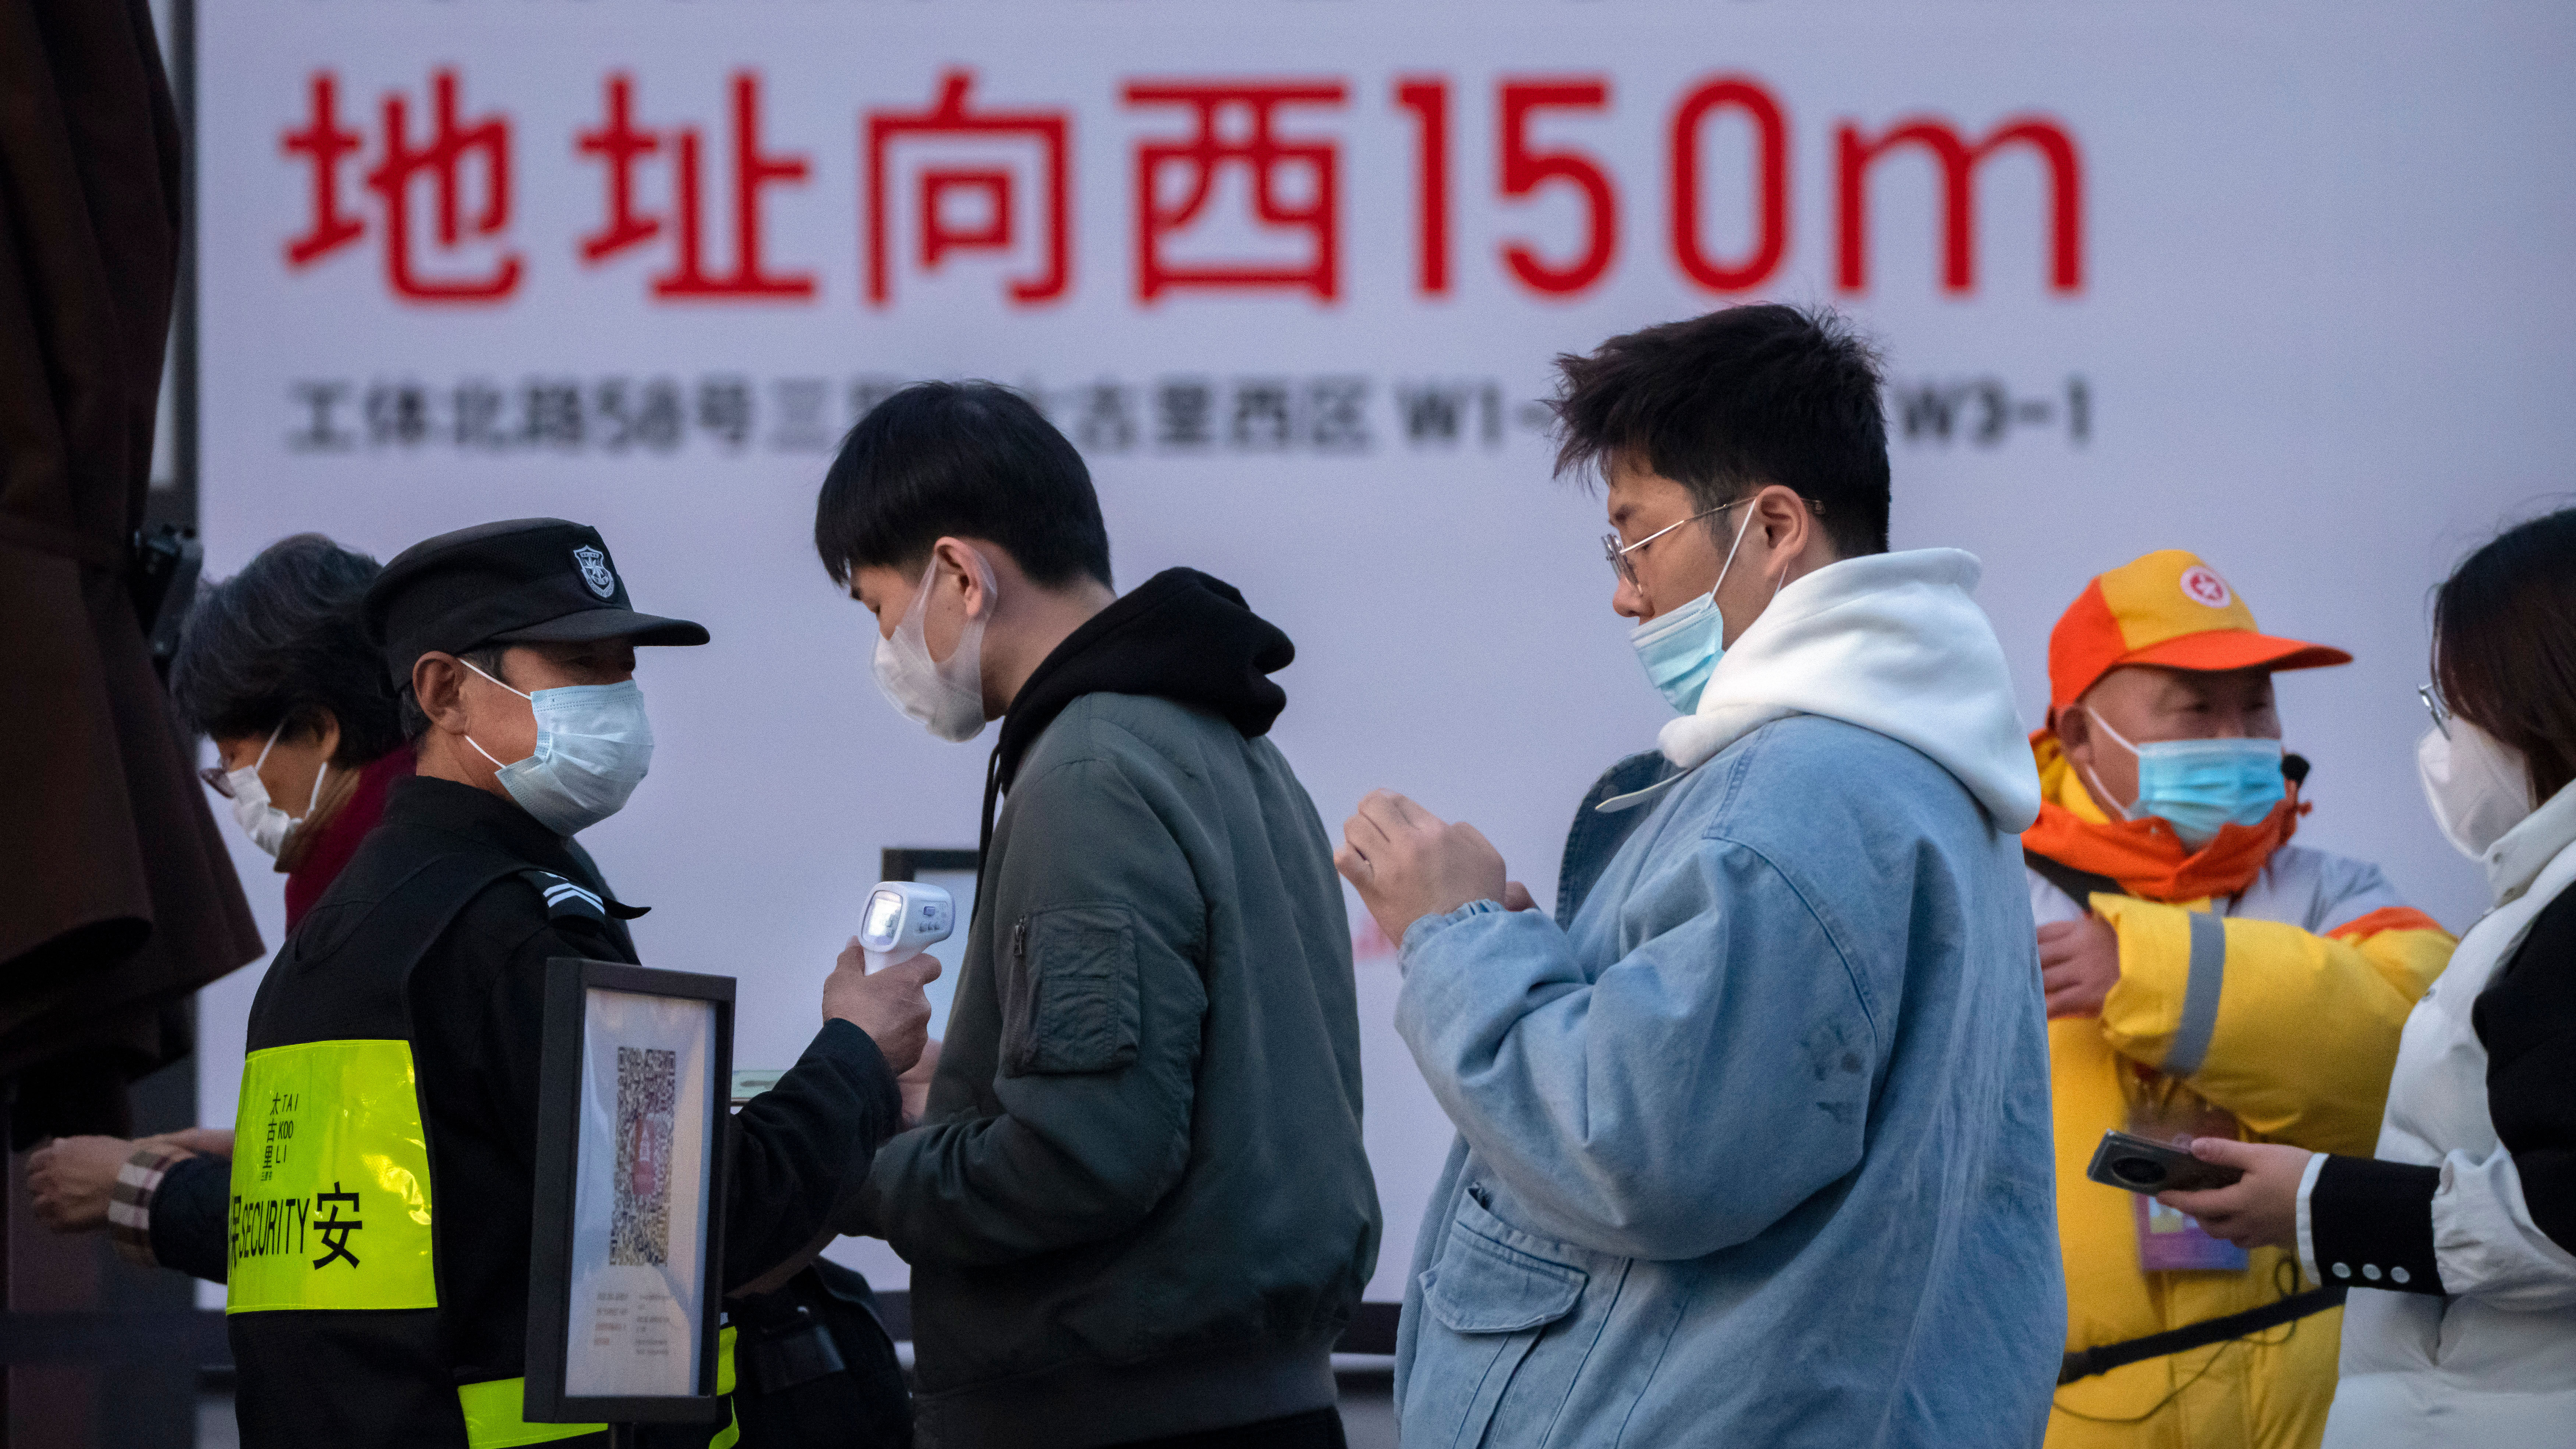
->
xmin=526 ymin=958 xmax=735 ymax=1427
xmin=880 ymin=847 xmax=980 ymax=882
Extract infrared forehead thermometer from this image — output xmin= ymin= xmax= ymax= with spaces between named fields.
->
xmin=859 ymin=881 xmax=955 ymax=971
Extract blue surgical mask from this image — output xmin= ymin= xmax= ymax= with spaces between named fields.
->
xmin=464 ymin=660 xmax=654 ymax=836
xmin=1628 ymin=508 xmax=1755 ymax=714
xmin=2083 ymin=710 xmax=2285 ymax=849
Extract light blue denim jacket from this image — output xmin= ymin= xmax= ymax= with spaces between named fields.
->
xmin=1392 ymin=717 xmax=2065 ymax=1448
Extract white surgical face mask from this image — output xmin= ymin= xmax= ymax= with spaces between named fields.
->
xmin=225 ymin=721 xmax=327 ymax=859
xmin=463 ymin=660 xmax=654 ymax=836
xmin=2417 ymin=719 xmax=2533 ymax=861
xmin=873 ymin=552 xmax=993 ymax=743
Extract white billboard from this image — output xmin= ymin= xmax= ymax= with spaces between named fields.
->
xmin=194 ymin=0 xmax=2576 ymax=1303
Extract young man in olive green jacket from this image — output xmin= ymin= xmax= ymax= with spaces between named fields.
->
xmin=817 ymin=382 xmax=1381 ymax=1449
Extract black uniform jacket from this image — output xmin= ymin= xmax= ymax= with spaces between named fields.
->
xmin=234 ymin=775 xmax=902 ymax=1446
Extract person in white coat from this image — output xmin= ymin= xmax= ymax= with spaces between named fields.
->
xmin=2160 ymin=506 xmax=2576 ymax=1448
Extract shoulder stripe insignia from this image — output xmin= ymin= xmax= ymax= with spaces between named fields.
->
xmin=519 ymin=869 xmax=609 ymax=922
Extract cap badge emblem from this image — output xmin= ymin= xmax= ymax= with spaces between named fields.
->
xmin=573 ymin=545 xmax=616 ymax=600
xmin=2178 ymin=565 xmax=2232 ymax=610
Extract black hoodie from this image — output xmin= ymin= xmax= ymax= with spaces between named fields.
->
xmin=860 ymin=567 xmax=1381 ymax=1449
xmin=979 ymin=566 xmax=1294 ymax=855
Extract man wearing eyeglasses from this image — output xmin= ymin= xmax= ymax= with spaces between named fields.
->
xmin=2021 ymin=551 xmax=2455 ymax=1449
xmin=1336 ymin=304 xmax=2066 ymax=1447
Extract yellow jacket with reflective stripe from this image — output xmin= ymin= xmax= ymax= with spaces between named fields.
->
xmin=2031 ymin=756 xmax=2453 ymax=1449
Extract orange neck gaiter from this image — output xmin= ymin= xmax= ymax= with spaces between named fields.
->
xmin=2021 ymin=731 xmax=2300 ymax=904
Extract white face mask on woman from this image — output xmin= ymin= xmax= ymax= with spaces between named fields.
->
xmin=873 ymin=551 xmax=994 ymax=743
xmin=2417 ymin=718 xmax=2534 ymax=861
xmin=224 ymin=721 xmax=328 ymax=859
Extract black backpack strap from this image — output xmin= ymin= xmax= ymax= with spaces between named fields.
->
xmin=726 ymin=1263 xmax=913 ymax=1448
xmin=367 ymin=849 xmax=551 ymax=969
xmin=256 ymin=846 xmax=540 ymax=1043
xmin=2059 ymin=1285 xmax=2347 ymax=1384
xmin=2024 ymin=847 xmax=2124 ymax=911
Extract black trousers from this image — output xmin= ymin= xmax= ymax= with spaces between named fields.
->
xmin=1103 ymin=1407 xmax=1349 ymax=1449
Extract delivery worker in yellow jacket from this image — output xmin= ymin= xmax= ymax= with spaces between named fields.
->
xmin=2029 ymin=551 xmax=2454 ymax=1449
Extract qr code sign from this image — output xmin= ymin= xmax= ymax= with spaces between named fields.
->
xmin=611 ymin=1046 xmax=677 ymax=1266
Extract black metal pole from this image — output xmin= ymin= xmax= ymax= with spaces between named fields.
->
xmin=170 ymin=0 xmax=198 ymax=530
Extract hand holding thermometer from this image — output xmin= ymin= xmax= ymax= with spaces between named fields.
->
xmin=859 ymin=881 xmax=956 ymax=972
xmin=743 ymin=884 xmax=958 ymax=1105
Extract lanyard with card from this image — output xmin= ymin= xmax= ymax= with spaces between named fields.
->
xmin=2122 ymin=1064 xmax=2250 ymax=1273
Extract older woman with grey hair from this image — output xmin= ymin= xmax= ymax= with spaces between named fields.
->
xmin=176 ymin=532 xmax=412 ymax=921
xmin=28 ymin=532 xmax=409 ymax=1279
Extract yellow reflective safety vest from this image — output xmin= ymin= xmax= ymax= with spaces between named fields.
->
xmin=229 ymin=1037 xmax=437 ymax=1313
xmin=455 ymin=1328 xmax=738 ymax=1449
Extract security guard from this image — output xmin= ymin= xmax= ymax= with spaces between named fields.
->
xmin=226 ymin=519 xmax=934 ymax=1448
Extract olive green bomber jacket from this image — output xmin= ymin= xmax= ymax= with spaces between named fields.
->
xmin=856 ymin=654 xmax=1380 ymax=1448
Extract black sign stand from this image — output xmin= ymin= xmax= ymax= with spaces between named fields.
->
xmin=526 ymin=958 xmax=736 ymax=1435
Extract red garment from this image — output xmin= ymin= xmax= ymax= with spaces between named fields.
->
xmin=283 ymin=743 xmax=415 ymax=930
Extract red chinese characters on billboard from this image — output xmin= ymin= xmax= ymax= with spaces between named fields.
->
xmin=286 ymin=69 xmax=523 ymax=301
xmin=1125 ymin=79 xmax=1347 ymax=302
xmin=279 ymin=66 xmax=2085 ymax=308
xmin=576 ymin=72 xmax=817 ymax=300
xmin=866 ymin=70 xmax=1071 ymax=307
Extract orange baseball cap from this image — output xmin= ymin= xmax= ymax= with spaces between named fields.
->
xmin=2048 ymin=549 xmax=2351 ymax=711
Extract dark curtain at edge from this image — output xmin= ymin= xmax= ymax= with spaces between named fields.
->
xmin=0 ymin=0 xmax=262 ymax=1141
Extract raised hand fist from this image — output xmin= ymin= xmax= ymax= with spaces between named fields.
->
xmin=1335 ymin=788 xmax=1511 ymax=948
xmin=2038 ymin=913 xmax=2121 ymax=1019
xmin=26 ymin=1136 xmax=132 ymax=1233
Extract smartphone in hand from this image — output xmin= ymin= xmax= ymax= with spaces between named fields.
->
xmin=2085 ymin=1130 xmax=2245 ymax=1194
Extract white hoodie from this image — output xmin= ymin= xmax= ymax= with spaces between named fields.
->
xmin=1658 ymin=548 xmax=2043 ymax=832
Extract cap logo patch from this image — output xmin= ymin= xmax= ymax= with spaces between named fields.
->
xmin=2178 ymin=565 xmax=2232 ymax=610
xmin=573 ymin=545 xmax=616 ymax=600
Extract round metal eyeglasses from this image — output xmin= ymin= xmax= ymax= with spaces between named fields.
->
xmin=1600 ymin=495 xmax=1824 ymax=587
xmin=1601 ymin=502 xmax=1743 ymax=588
xmin=2418 ymin=682 xmax=2452 ymax=740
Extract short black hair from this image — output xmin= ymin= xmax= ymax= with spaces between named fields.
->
xmin=814 ymin=381 xmax=1112 ymax=590
xmin=168 ymin=533 xmax=405 ymax=766
xmin=1550 ymin=303 xmax=1890 ymax=556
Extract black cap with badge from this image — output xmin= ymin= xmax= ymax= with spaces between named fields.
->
xmin=363 ymin=518 xmax=710 ymax=688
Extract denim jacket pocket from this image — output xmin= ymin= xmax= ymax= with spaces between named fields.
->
xmin=1408 ymin=1194 xmax=1592 ymax=1449
xmin=999 ymin=904 xmax=1142 ymax=1076
xmin=1424 ymin=1226 xmax=1586 ymax=1333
